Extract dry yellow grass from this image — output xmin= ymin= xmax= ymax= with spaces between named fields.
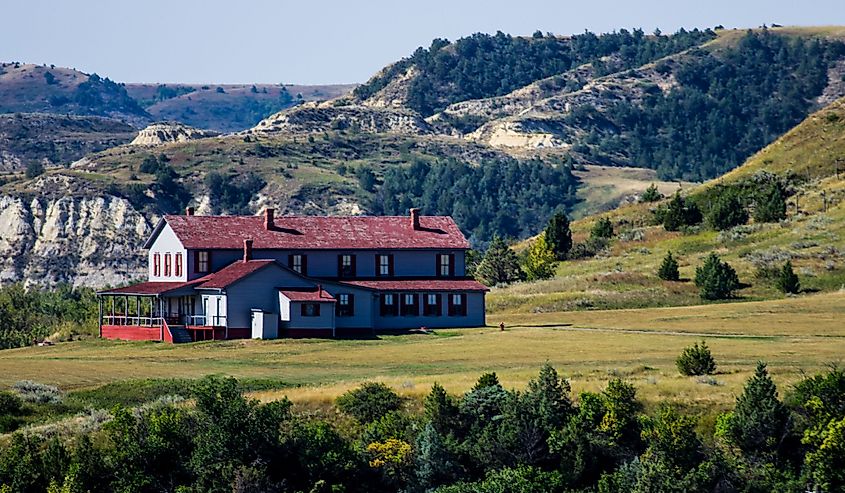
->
xmin=1 ymin=293 xmax=842 ymax=414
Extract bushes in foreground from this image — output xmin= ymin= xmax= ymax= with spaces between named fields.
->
xmin=2 ymin=364 xmax=845 ymax=492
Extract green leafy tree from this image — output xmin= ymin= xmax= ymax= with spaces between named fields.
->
xmin=676 ymin=341 xmax=717 ymax=376
xmin=336 ymin=382 xmax=401 ymax=423
xmin=775 ymin=260 xmax=800 ymax=294
xmin=754 ymin=182 xmax=787 ymax=223
xmin=522 ymin=234 xmax=557 ymax=281
xmin=657 ymin=251 xmax=680 ymax=281
xmin=694 ymin=253 xmax=740 ymax=300
xmin=706 ymin=191 xmax=748 ymax=230
xmin=591 ymin=217 xmax=614 ymax=240
xmin=719 ymin=362 xmax=788 ymax=458
xmin=805 ymin=416 xmax=845 ymax=492
xmin=640 ymin=183 xmax=663 ymax=203
xmin=544 ymin=212 xmax=573 ymax=260
xmin=475 ymin=236 xmax=524 ymax=286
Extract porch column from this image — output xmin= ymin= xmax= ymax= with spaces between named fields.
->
xmin=98 ymin=296 xmax=103 ymax=337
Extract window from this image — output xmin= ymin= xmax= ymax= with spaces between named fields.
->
xmin=423 ymin=293 xmax=441 ymax=316
xmin=196 ymin=251 xmax=210 ymax=273
xmin=300 ymin=303 xmax=321 ymax=317
xmin=377 ymin=254 xmax=394 ymax=277
xmin=175 ymin=253 xmax=183 ymax=277
xmin=164 ymin=253 xmax=172 ymax=277
xmin=289 ymin=254 xmax=307 ymax=275
xmin=380 ymin=293 xmax=398 ymax=316
xmin=153 ymin=253 xmax=161 ymax=277
xmin=448 ymin=293 xmax=467 ymax=316
xmin=336 ymin=293 xmax=355 ymax=316
xmin=437 ymin=254 xmax=454 ymax=277
xmin=338 ymin=254 xmax=356 ymax=278
xmin=400 ymin=293 xmax=419 ymax=316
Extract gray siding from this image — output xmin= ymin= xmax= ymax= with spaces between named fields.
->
xmin=322 ymin=285 xmax=376 ymax=329
xmin=254 ymin=249 xmax=466 ymax=278
xmin=223 ymin=264 xmax=313 ymax=328
xmin=373 ymin=291 xmax=486 ymax=330
xmin=283 ymin=301 xmax=335 ymax=330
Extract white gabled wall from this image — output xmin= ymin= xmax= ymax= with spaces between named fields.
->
xmin=147 ymin=223 xmax=188 ymax=282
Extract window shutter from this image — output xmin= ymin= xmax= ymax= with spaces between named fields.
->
xmin=288 ymin=254 xmax=294 ymax=270
xmin=337 ymin=255 xmax=343 ymax=277
xmin=350 ymin=255 xmax=357 ymax=277
xmin=435 ymin=294 xmax=441 ymax=316
xmin=412 ymin=294 xmax=419 ymax=316
xmin=348 ymin=293 xmax=355 ymax=316
xmin=388 ymin=255 xmax=394 ymax=276
xmin=449 ymin=254 xmax=455 ymax=277
xmin=435 ymin=254 xmax=440 ymax=277
xmin=302 ymin=255 xmax=308 ymax=276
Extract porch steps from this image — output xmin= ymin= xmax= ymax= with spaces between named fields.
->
xmin=168 ymin=326 xmax=193 ymax=344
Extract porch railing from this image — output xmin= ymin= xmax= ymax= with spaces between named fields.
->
xmin=184 ymin=315 xmax=227 ymax=327
xmin=101 ymin=316 xmax=163 ymax=327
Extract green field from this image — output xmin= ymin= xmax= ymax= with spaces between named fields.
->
xmin=1 ymin=292 xmax=842 ymax=421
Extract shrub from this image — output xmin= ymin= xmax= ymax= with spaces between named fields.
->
xmin=0 ymin=391 xmax=23 ymax=416
xmin=660 ymin=192 xmax=702 ymax=231
xmin=694 ymin=253 xmax=740 ymax=300
xmin=657 ymin=251 xmax=680 ymax=281
xmin=775 ymin=260 xmax=800 ymax=294
xmin=754 ymin=182 xmax=787 ymax=223
xmin=676 ymin=341 xmax=717 ymax=376
xmin=13 ymin=380 xmax=63 ymax=404
xmin=591 ymin=217 xmax=614 ymax=240
xmin=640 ymin=183 xmax=663 ymax=203
xmin=706 ymin=192 xmax=748 ymax=230
xmin=25 ymin=161 xmax=45 ymax=179
xmin=336 ymin=382 xmax=401 ymax=423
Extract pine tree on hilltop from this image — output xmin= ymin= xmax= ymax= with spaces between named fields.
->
xmin=544 ymin=211 xmax=572 ymax=260
xmin=657 ymin=251 xmax=680 ymax=281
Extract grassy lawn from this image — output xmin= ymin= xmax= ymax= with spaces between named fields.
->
xmin=1 ymin=293 xmax=842 ymax=419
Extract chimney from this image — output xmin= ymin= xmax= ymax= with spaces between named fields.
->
xmin=243 ymin=238 xmax=253 ymax=262
xmin=185 ymin=206 xmax=194 ymax=216
xmin=317 ymin=284 xmax=322 ymax=298
xmin=264 ymin=208 xmax=275 ymax=230
xmin=410 ymin=208 xmax=420 ymax=230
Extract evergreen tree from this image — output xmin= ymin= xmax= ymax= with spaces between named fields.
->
xmin=721 ymin=362 xmax=789 ymax=458
xmin=414 ymin=423 xmax=460 ymax=491
xmin=676 ymin=341 xmax=717 ymax=376
xmin=424 ymin=383 xmax=460 ymax=436
xmin=473 ymin=372 xmax=501 ymax=391
xmin=694 ymin=253 xmax=740 ymax=300
xmin=657 ymin=251 xmax=680 ymax=281
xmin=640 ymin=183 xmax=663 ymax=203
xmin=775 ymin=260 xmax=800 ymax=294
xmin=524 ymin=363 xmax=573 ymax=431
xmin=591 ymin=217 xmax=614 ymax=240
xmin=544 ymin=212 xmax=573 ymax=260
xmin=522 ymin=234 xmax=557 ymax=281
xmin=754 ymin=182 xmax=787 ymax=223
xmin=662 ymin=192 xmax=701 ymax=231
xmin=475 ymin=236 xmax=524 ymax=286
xmin=706 ymin=191 xmax=749 ymax=230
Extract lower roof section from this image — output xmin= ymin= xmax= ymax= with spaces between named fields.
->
xmin=97 ymin=280 xmax=202 ymax=296
xmin=338 ymin=279 xmax=489 ymax=292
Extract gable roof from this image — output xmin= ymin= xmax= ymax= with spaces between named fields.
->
xmin=154 ymin=214 xmax=469 ymax=250
xmin=279 ymin=288 xmax=336 ymax=302
xmin=193 ymin=259 xmax=276 ymax=289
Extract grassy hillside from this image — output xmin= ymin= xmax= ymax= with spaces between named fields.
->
xmin=125 ymin=83 xmax=355 ymax=132
xmin=489 ymin=96 xmax=845 ymax=314
xmin=0 ymin=113 xmax=136 ymax=171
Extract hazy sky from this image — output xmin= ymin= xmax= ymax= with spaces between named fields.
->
xmin=3 ymin=0 xmax=844 ymax=85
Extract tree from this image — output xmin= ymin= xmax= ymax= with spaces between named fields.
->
xmin=694 ymin=253 xmax=740 ymax=300
xmin=754 ymin=182 xmax=787 ymax=223
xmin=657 ymin=251 xmax=680 ymax=281
xmin=544 ymin=212 xmax=572 ymax=260
xmin=775 ymin=260 xmax=800 ymax=294
xmin=336 ymin=382 xmax=401 ymax=423
xmin=719 ymin=362 xmax=788 ymax=458
xmin=414 ymin=423 xmax=460 ymax=491
xmin=640 ymin=183 xmax=663 ymax=203
xmin=25 ymin=161 xmax=45 ymax=179
xmin=591 ymin=217 xmax=614 ymax=240
xmin=676 ymin=341 xmax=716 ymax=376
xmin=475 ymin=236 xmax=524 ymax=286
xmin=705 ymin=191 xmax=748 ymax=230
xmin=522 ymin=234 xmax=557 ymax=281
xmin=524 ymin=363 xmax=573 ymax=431
xmin=662 ymin=192 xmax=701 ymax=231
xmin=355 ymin=166 xmax=377 ymax=192
xmin=424 ymin=383 xmax=460 ymax=436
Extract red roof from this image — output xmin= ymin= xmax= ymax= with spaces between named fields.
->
xmin=159 ymin=214 xmax=469 ymax=250
xmin=339 ymin=279 xmax=489 ymax=292
xmin=194 ymin=259 xmax=276 ymax=289
xmin=279 ymin=288 xmax=336 ymax=302
xmin=98 ymin=280 xmax=201 ymax=295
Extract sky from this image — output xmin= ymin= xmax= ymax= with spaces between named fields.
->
xmin=3 ymin=0 xmax=845 ymax=85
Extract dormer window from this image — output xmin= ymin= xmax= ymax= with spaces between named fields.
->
xmin=196 ymin=251 xmax=211 ymax=274
xmin=153 ymin=253 xmax=161 ymax=277
xmin=338 ymin=254 xmax=356 ymax=278
xmin=377 ymin=254 xmax=393 ymax=277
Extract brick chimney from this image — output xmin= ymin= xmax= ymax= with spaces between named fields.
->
xmin=243 ymin=238 xmax=253 ymax=262
xmin=185 ymin=206 xmax=194 ymax=216
xmin=410 ymin=208 xmax=421 ymax=230
xmin=264 ymin=208 xmax=275 ymax=230
xmin=317 ymin=284 xmax=323 ymax=298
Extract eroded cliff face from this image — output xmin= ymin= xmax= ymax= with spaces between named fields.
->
xmin=0 ymin=176 xmax=150 ymax=288
xmin=130 ymin=122 xmax=220 ymax=146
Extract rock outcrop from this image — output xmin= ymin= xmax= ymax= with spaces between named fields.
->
xmin=0 ymin=175 xmax=150 ymax=288
xmin=130 ymin=122 xmax=220 ymax=146
xmin=250 ymin=101 xmax=430 ymax=135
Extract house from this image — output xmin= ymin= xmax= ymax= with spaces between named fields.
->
xmin=97 ymin=208 xmax=488 ymax=342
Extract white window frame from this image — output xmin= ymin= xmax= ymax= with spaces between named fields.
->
xmin=378 ymin=255 xmax=390 ymax=276
xmin=439 ymin=254 xmax=451 ymax=276
xmin=292 ymin=254 xmax=303 ymax=273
